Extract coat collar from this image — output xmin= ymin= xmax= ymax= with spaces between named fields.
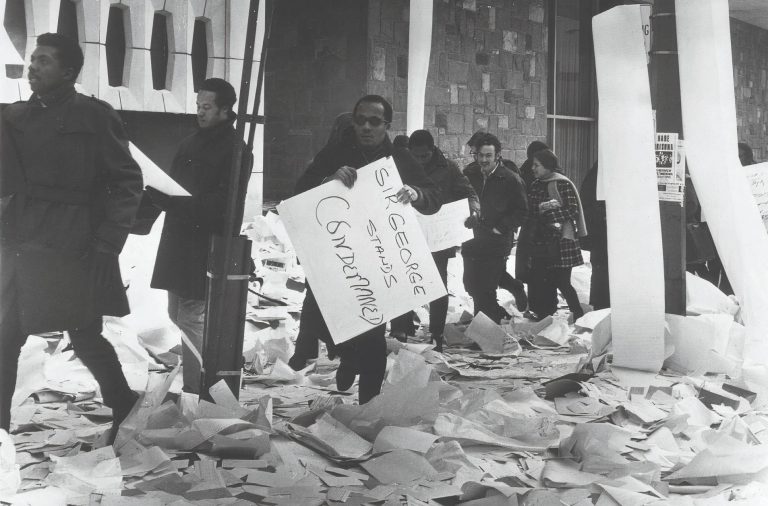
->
xmin=194 ymin=115 xmax=236 ymax=142
xmin=31 ymin=83 xmax=76 ymax=107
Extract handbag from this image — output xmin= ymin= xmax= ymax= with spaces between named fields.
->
xmin=686 ymin=222 xmax=717 ymax=264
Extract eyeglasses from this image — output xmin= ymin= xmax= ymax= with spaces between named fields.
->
xmin=353 ymin=115 xmax=389 ymax=127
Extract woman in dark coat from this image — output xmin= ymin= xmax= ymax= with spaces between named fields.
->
xmin=518 ymin=149 xmax=586 ymax=320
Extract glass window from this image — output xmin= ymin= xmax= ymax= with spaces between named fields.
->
xmin=546 ymin=0 xmax=646 ymax=186
xmin=547 ymin=0 xmax=598 ymax=187
xmin=106 ymin=6 xmax=127 ymax=87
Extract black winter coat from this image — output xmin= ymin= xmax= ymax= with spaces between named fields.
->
xmin=1 ymin=86 xmax=143 ymax=333
xmin=150 ymin=118 xmax=252 ymax=300
xmin=295 ymin=130 xmax=441 ymax=215
xmin=461 ymin=162 xmax=527 ymax=257
xmin=424 ymin=148 xmax=480 ymax=214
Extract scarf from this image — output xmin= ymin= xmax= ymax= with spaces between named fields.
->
xmin=538 ymin=171 xmax=588 ymax=241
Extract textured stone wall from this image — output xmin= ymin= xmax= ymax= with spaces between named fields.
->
xmin=367 ymin=0 xmax=548 ymax=168
xmin=731 ymin=18 xmax=768 ymax=162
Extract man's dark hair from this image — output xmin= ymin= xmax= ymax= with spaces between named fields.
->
xmin=533 ymin=148 xmax=561 ymax=172
xmin=37 ymin=33 xmax=84 ymax=78
xmin=474 ymin=132 xmax=501 ymax=155
xmin=353 ymin=95 xmax=393 ymax=123
xmin=199 ymin=78 xmax=237 ymax=111
xmin=467 ymin=130 xmax=486 ymax=149
xmin=526 ymin=140 xmax=549 ymax=160
xmin=408 ymin=130 xmax=434 ymax=150
xmin=393 ymin=134 xmax=410 ymax=148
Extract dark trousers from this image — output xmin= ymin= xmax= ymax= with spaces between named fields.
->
xmin=530 ymin=259 xmax=583 ymax=319
xmin=292 ymin=286 xmax=386 ymax=404
xmin=589 ymin=262 xmax=610 ymax=310
xmin=0 ymin=290 xmax=134 ymax=430
xmin=463 ymin=253 xmax=507 ymax=324
xmin=528 ymin=273 xmax=558 ymax=317
xmin=390 ymin=248 xmax=451 ymax=337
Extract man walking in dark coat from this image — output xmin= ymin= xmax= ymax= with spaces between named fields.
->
xmin=143 ymin=78 xmax=252 ymax=395
xmin=466 ymin=132 xmax=529 ymax=311
xmin=0 ymin=33 xmax=142 ymax=442
xmin=462 ymin=133 xmax=528 ymax=323
xmin=288 ymin=95 xmax=441 ymax=404
xmin=389 ymin=130 xmax=479 ymax=351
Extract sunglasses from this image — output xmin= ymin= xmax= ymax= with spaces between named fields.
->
xmin=353 ymin=115 xmax=389 ymax=127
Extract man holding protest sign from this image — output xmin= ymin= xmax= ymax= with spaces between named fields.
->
xmin=289 ymin=95 xmax=441 ymax=404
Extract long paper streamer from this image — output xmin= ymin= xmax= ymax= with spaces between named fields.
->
xmin=676 ymin=0 xmax=768 ymax=401
xmin=407 ymin=0 xmax=433 ymax=133
xmin=593 ymin=6 xmax=666 ymax=372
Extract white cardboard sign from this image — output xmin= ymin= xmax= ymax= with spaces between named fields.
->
xmin=277 ymin=158 xmax=446 ymax=344
xmin=415 ymin=199 xmax=473 ymax=252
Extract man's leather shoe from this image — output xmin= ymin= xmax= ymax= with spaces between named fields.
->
xmin=108 ymin=390 xmax=139 ymax=445
xmin=335 ymin=361 xmax=356 ymax=391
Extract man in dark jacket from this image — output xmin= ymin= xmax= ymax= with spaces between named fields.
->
xmin=466 ymin=132 xmax=529 ymax=311
xmin=389 ymin=130 xmax=479 ymax=351
xmin=462 ymin=133 xmax=528 ymax=323
xmin=289 ymin=95 xmax=441 ymax=404
xmin=0 ymin=33 xmax=142 ymax=442
xmin=142 ymin=78 xmax=252 ymax=395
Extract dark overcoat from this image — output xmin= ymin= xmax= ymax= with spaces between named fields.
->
xmin=0 ymin=86 xmax=143 ymax=333
xmin=295 ymin=130 xmax=442 ymax=215
xmin=149 ymin=117 xmax=252 ymax=300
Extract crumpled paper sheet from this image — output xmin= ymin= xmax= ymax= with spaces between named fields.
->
xmin=45 ymin=446 xmax=123 ymax=500
xmin=0 ymin=430 xmax=19 ymax=500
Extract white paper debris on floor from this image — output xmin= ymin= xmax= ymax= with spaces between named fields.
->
xmin=5 ymin=205 xmax=768 ymax=505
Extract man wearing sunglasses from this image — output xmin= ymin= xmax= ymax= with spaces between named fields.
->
xmin=292 ymin=95 xmax=441 ymax=405
xmin=462 ymin=133 xmax=528 ymax=323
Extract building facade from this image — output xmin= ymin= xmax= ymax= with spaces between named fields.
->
xmin=2 ymin=0 xmax=767 ymax=206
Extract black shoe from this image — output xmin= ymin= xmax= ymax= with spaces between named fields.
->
xmin=109 ymin=390 xmax=139 ymax=445
xmin=335 ymin=361 xmax=356 ymax=391
xmin=287 ymin=354 xmax=307 ymax=371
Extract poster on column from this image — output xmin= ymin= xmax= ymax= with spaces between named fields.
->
xmin=654 ymin=133 xmax=685 ymax=205
xmin=744 ymin=161 xmax=768 ymax=233
xmin=277 ymin=158 xmax=447 ymax=345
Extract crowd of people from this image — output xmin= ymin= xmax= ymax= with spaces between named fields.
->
xmin=1 ymin=33 xmax=758 ymax=441
xmin=285 ymin=95 xmax=594 ymax=403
